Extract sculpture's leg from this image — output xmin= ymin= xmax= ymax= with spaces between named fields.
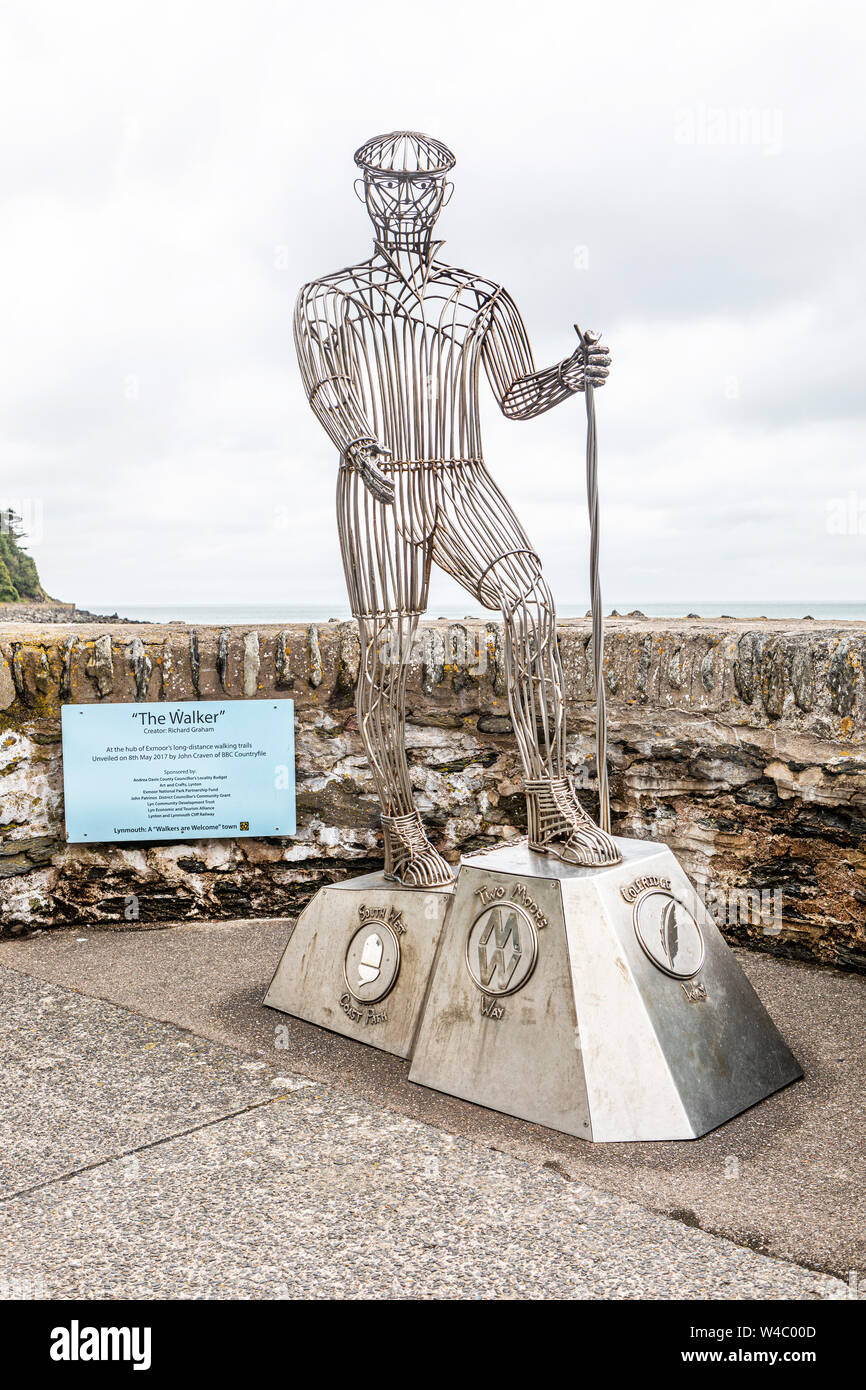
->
xmin=432 ymin=461 xmax=620 ymax=868
xmin=338 ymin=460 xmax=454 ymax=888
xmin=355 ymin=613 xmax=452 ymax=885
xmin=354 ymin=612 xmax=418 ymax=816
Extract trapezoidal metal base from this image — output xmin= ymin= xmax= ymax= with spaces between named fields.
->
xmin=408 ymin=839 xmax=802 ymax=1141
xmin=264 ymin=871 xmax=453 ymax=1059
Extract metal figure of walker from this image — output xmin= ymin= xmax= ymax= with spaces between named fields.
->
xmin=295 ymin=131 xmax=620 ymax=887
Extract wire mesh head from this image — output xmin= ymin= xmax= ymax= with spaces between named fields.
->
xmin=354 ymin=131 xmax=456 ymax=181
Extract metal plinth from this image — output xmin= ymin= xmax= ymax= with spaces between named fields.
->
xmin=264 ymin=871 xmax=453 ymax=1059
xmin=408 ymin=839 xmax=803 ymax=1141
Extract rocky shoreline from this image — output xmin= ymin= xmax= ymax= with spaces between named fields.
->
xmin=0 ymin=602 xmax=141 ymax=625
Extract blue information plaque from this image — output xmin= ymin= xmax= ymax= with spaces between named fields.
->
xmin=61 ymin=699 xmax=295 ymax=844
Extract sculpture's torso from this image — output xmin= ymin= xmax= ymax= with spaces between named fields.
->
xmin=302 ymin=252 xmax=501 ymax=463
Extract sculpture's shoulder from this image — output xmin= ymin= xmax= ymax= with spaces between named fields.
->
xmin=295 ymin=260 xmax=376 ymax=314
xmin=429 ymin=262 xmax=516 ymax=320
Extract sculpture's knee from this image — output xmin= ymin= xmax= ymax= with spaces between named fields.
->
xmin=495 ymin=570 xmax=556 ymax=632
xmin=478 ymin=548 xmax=550 ymax=616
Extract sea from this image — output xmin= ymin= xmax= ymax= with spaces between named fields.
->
xmin=81 ymin=601 xmax=866 ymax=624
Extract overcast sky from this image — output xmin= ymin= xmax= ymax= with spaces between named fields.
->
xmin=1 ymin=0 xmax=864 ymax=611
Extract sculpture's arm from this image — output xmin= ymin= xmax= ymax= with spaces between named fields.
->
xmin=481 ymin=287 xmax=610 ymax=421
xmin=294 ymin=284 xmax=395 ymax=502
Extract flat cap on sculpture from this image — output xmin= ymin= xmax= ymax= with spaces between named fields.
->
xmin=353 ymin=130 xmax=456 ymax=178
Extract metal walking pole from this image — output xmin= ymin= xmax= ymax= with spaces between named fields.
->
xmin=574 ymin=324 xmax=611 ymax=833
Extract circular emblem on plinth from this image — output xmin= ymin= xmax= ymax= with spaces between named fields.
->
xmin=465 ymin=900 xmax=538 ymax=998
xmin=633 ymin=889 xmax=705 ymax=980
xmin=344 ymin=921 xmax=401 ymax=1004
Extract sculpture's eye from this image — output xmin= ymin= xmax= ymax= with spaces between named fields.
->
xmin=417 ymin=180 xmax=430 ymax=190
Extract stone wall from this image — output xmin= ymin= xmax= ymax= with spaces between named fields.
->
xmin=1 ymin=618 xmax=863 ymax=970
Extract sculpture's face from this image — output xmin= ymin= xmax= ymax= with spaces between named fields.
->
xmin=362 ymin=171 xmax=450 ymax=236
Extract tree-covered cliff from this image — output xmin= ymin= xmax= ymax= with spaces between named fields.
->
xmin=0 ymin=510 xmax=45 ymax=603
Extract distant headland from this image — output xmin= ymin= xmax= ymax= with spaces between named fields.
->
xmin=0 ymin=508 xmax=136 ymax=623
xmin=0 ymin=508 xmax=46 ymax=603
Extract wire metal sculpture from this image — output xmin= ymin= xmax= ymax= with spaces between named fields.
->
xmin=295 ymin=131 xmax=621 ymax=887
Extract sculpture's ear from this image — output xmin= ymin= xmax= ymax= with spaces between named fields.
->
xmin=353 ymin=178 xmax=367 ymax=204
xmin=441 ymin=181 xmax=455 ymax=207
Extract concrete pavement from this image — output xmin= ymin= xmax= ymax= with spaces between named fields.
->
xmin=0 ymin=919 xmax=863 ymax=1298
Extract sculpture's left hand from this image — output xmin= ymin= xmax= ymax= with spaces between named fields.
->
xmin=561 ymin=329 xmax=611 ymax=391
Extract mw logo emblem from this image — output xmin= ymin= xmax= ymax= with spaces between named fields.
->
xmin=477 ymin=908 xmax=522 ymax=991
xmin=465 ymin=897 xmax=538 ymax=998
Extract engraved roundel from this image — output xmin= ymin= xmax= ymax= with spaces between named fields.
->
xmin=465 ymin=900 xmax=538 ymax=998
xmin=344 ymin=922 xmax=401 ymax=1004
xmin=633 ymin=889 xmax=705 ymax=980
